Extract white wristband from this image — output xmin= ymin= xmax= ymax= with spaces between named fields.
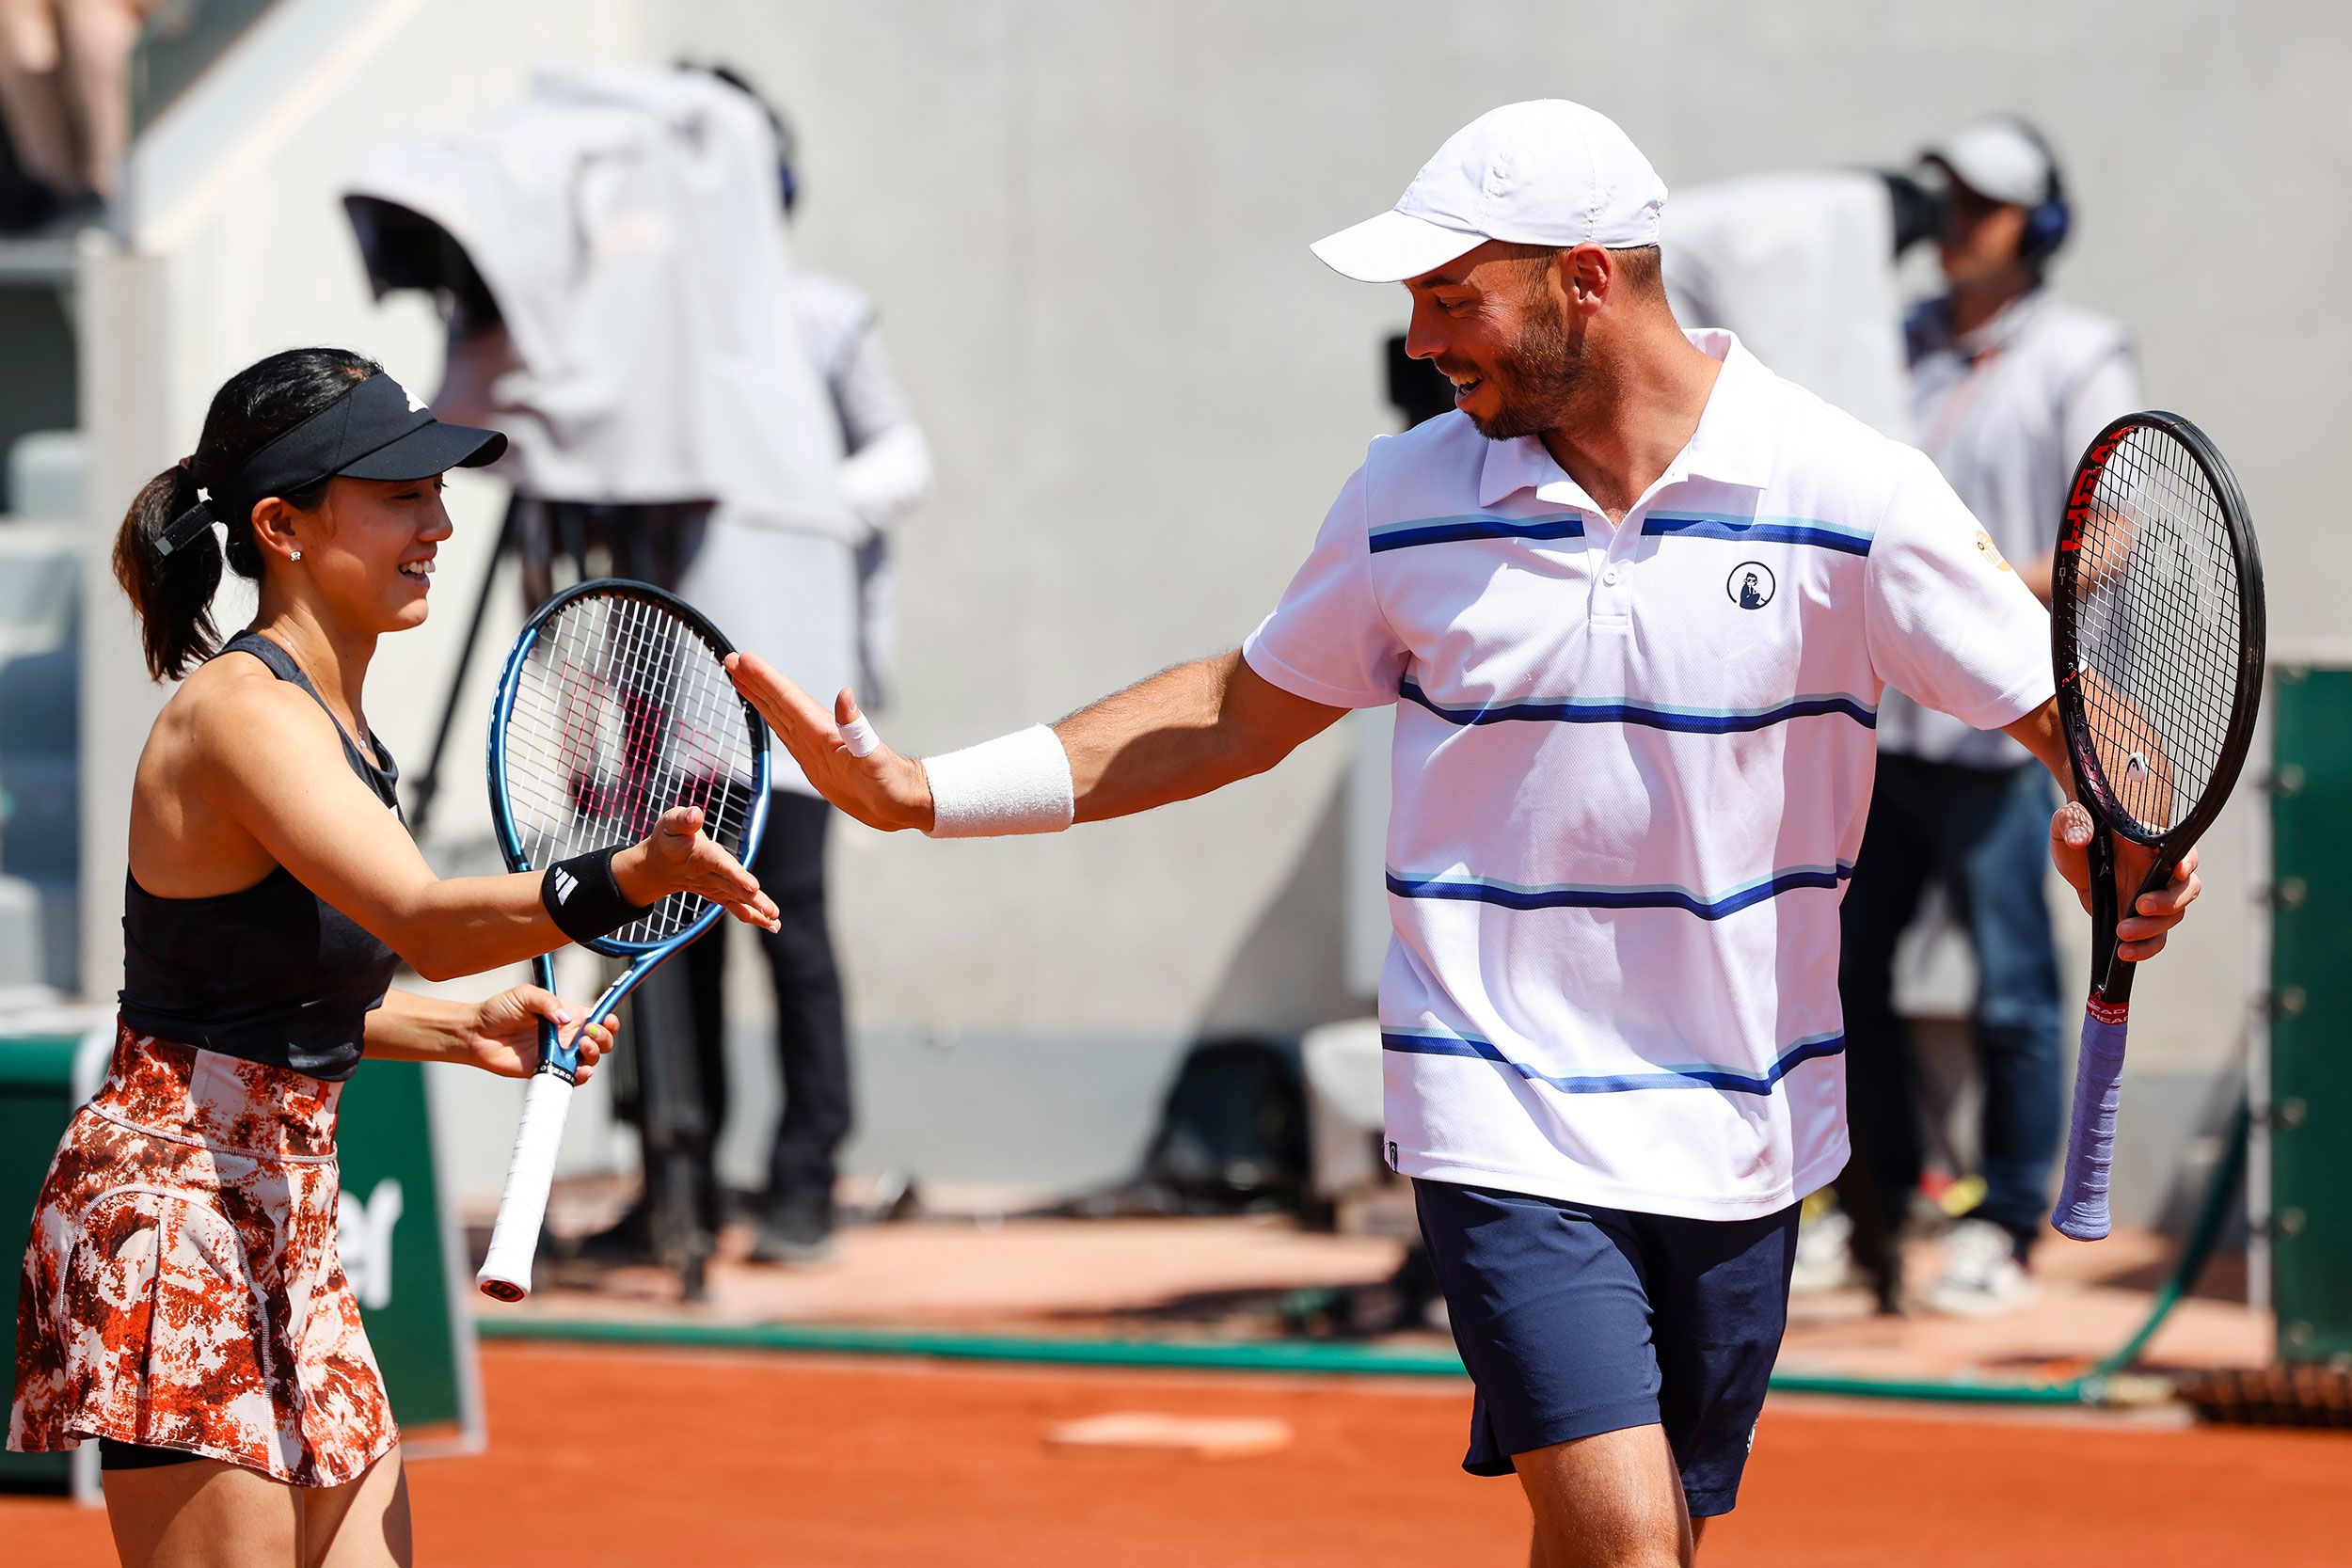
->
xmin=839 ymin=713 xmax=882 ymax=758
xmin=921 ymin=724 xmax=1075 ymax=837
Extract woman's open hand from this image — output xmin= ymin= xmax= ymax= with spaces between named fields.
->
xmin=613 ymin=804 xmax=781 ymax=930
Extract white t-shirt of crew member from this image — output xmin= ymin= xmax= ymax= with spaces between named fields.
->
xmin=1876 ymin=288 xmax=2138 ymax=768
xmin=1242 ymin=331 xmax=2055 ymax=1220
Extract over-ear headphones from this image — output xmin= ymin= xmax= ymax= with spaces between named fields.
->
xmin=2005 ymin=118 xmax=2071 ymax=264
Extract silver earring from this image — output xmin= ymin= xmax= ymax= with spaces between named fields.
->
xmin=290 ymin=549 xmax=302 ymax=562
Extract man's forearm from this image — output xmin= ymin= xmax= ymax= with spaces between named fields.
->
xmin=1060 ymin=653 xmax=1275 ymax=824
xmin=2003 ymin=695 xmax=2075 ymax=796
xmin=723 ymin=646 xmax=1340 ymax=837
xmin=2020 ymin=549 xmax=2056 ymax=607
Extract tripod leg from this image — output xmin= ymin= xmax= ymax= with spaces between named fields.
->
xmin=518 ymin=495 xmax=555 ymax=609
xmin=628 ymin=960 xmax=714 ymax=1303
xmin=557 ymin=501 xmax=591 ymax=588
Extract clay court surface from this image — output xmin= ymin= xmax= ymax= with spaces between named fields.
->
xmin=5 ymin=1344 xmax=2347 ymax=1566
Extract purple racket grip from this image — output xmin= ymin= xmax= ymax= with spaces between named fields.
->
xmin=2053 ymin=999 xmax=2130 ymax=1241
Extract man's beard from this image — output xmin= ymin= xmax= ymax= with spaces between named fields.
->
xmin=1463 ymin=294 xmax=1582 ymax=441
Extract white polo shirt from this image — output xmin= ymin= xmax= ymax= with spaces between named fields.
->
xmin=1243 ymin=331 xmax=2054 ymax=1219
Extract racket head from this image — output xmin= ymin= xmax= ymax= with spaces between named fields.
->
xmin=2050 ymin=410 xmax=2265 ymax=854
xmin=486 ymin=578 xmax=771 ymax=958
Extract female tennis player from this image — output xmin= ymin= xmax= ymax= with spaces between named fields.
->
xmin=8 ymin=347 xmax=778 ymax=1567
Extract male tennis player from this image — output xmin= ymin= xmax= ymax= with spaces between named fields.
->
xmin=727 ymin=102 xmax=2201 ymax=1565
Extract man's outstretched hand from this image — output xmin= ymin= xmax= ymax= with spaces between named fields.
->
xmin=726 ymin=652 xmax=933 ymax=832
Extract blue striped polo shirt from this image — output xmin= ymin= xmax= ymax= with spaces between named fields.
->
xmin=1242 ymin=331 xmax=2055 ymax=1219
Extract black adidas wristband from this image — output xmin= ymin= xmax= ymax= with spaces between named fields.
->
xmin=541 ymin=845 xmax=658 ymax=943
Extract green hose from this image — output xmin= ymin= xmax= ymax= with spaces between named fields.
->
xmin=2087 ymin=1089 xmax=2249 ymax=1381
xmin=480 ymin=1099 xmax=2249 ymax=1408
xmin=477 ymin=1319 xmax=1469 ymax=1377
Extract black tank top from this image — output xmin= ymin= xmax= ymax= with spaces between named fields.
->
xmin=118 ymin=631 xmax=404 ymax=1082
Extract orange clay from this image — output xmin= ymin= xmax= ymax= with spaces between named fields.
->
xmin=5 ymin=1345 xmax=2345 ymax=1566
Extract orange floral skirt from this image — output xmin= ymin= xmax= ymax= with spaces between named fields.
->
xmin=8 ymin=1022 xmax=396 ymax=1486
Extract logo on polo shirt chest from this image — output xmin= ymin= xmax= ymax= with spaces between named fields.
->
xmin=1726 ymin=562 xmax=1776 ymax=610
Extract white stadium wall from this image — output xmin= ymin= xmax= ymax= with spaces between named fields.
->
xmin=77 ymin=0 xmax=2351 ymax=1203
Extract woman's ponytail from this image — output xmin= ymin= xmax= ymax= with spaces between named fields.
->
xmin=112 ymin=458 xmax=227 ymax=681
xmin=109 ymin=347 xmax=380 ymax=683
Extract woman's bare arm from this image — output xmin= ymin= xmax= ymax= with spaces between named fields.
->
xmin=366 ymin=986 xmax=618 ymax=1082
xmin=179 ymin=676 xmax=774 ymax=981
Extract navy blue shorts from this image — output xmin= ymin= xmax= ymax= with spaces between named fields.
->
xmin=1413 ymin=1179 xmax=1800 ymax=1517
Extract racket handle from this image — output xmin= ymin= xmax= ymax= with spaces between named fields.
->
xmin=476 ymin=1069 xmax=576 ymax=1302
xmin=2052 ymin=1001 xmax=2130 ymax=1242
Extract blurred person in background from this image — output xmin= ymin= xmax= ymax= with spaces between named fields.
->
xmin=346 ymin=68 xmax=860 ymax=1281
xmin=0 ymin=0 xmax=148 ymax=232
xmin=704 ymin=67 xmax=934 ymax=710
xmin=1838 ymin=117 xmax=2140 ymax=1317
xmin=678 ymin=65 xmax=933 ymax=1265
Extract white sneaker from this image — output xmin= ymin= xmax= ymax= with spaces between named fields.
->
xmin=1789 ymin=1206 xmax=1856 ymax=1293
xmin=1924 ymin=1217 xmax=2037 ymax=1317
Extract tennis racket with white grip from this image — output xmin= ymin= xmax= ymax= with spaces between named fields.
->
xmin=475 ymin=578 xmax=769 ymax=1300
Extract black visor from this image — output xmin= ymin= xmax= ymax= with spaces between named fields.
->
xmin=158 ymin=373 xmax=506 ymax=557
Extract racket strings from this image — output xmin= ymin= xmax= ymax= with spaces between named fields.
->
xmin=2071 ymin=425 xmax=2243 ymax=835
xmin=501 ymin=592 xmax=760 ymax=947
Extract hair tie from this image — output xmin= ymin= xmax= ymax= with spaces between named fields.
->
xmin=154 ymin=497 xmax=220 ymax=559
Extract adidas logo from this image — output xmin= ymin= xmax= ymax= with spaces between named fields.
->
xmin=551 ymin=868 xmax=580 ymax=905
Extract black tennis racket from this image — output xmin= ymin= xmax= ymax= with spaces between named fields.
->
xmin=475 ymin=579 xmax=770 ymax=1300
xmin=2049 ymin=412 xmax=2264 ymax=1241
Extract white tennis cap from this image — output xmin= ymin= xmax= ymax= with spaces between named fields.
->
xmin=1926 ymin=118 xmax=2055 ymax=207
xmin=1311 ymin=100 xmax=1667 ymax=284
